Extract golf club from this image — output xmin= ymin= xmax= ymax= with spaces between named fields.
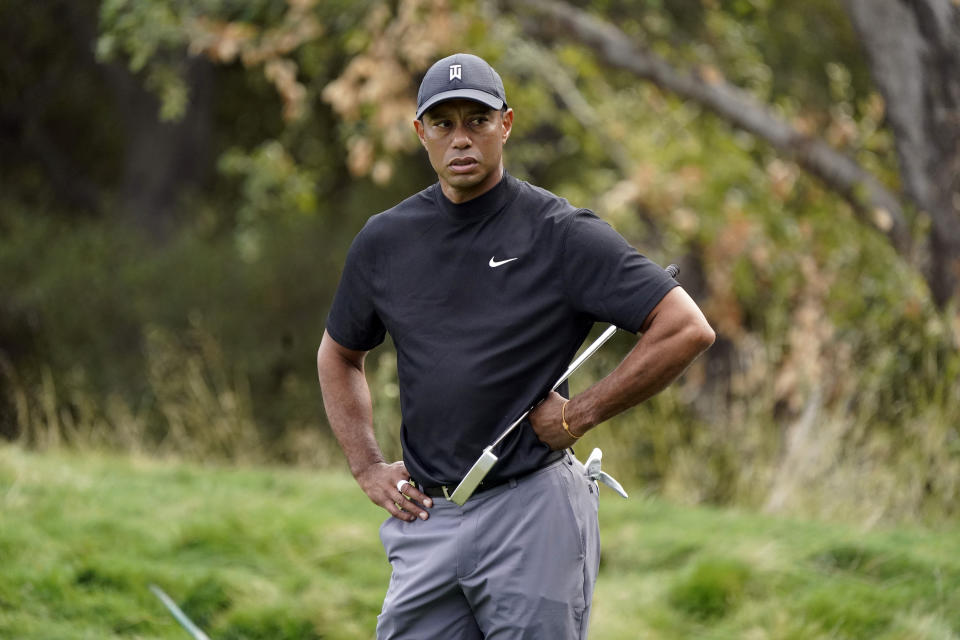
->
xmin=448 ymin=263 xmax=680 ymax=505
xmin=150 ymin=584 xmax=211 ymax=640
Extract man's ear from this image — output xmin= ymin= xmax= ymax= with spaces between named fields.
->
xmin=413 ymin=118 xmax=427 ymax=148
xmin=501 ymin=108 xmax=514 ymax=144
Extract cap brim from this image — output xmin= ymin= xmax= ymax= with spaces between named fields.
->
xmin=416 ymin=89 xmax=505 ymax=119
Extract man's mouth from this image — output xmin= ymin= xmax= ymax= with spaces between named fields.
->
xmin=448 ymin=157 xmax=479 ymax=173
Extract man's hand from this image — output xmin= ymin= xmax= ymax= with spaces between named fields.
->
xmin=530 ymin=287 xmax=714 ymax=453
xmin=529 ymin=391 xmax=579 ymax=450
xmin=318 ymin=332 xmax=432 ymax=522
xmin=356 ymin=460 xmax=433 ymax=522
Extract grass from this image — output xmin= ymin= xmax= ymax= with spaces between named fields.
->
xmin=1 ymin=446 xmax=959 ymax=639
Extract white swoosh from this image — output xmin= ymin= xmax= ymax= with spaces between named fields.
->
xmin=489 ymin=256 xmax=519 ymax=268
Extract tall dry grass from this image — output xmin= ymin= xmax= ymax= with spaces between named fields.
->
xmin=0 ymin=324 xmax=309 ymax=465
xmin=2 ymin=315 xmax=958 ymax=525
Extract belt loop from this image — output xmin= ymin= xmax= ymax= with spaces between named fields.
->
xmin=509 ymin=478 xmax=518 ymax=489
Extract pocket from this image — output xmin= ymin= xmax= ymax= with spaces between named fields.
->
xmin=378 ymin=515 xmax=395 ymax=551
xmin=553 ymin=464 xmax=588 ymax=559
xmin=570 ymin=453 xmax=601 ymax=509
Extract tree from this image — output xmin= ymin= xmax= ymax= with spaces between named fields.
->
xmin=3 ymin=0 xmax=957 ymax=514
xmin=842 ymin=0 xmax=960 ymax=307
xmin=509 ymin=0 xmax=960 ymax=311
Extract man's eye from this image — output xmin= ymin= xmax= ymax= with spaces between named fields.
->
xmin=470 ymin=117 xmax=488 ymax=126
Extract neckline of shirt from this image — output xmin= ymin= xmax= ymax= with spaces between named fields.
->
xmin=432 ymin=171 xmax=519 ymax=223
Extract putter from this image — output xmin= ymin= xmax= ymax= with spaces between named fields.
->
xmin=448 ymin=264 xmax=679 ymax=505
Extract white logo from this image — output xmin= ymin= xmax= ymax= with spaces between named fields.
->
xmin=449 ymin=64 xmax=462 ymax=81
xmin=488 ymin=256 xmax=519 ymax=268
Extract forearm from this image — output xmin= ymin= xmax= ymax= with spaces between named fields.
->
xmin=316 ymin=335 xmax=385 ymax=478
xmin=317 ymin=332 xmax=433 ymax=521
xmin=565 ymin=323 xmax=710 ymax=433
xmin=565 ymin=288 xmax=715 ymax=436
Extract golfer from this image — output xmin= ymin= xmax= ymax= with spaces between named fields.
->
xmin=317 ymin=53 xmax=715 ymax=639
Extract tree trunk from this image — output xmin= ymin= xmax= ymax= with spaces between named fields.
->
xmin=62 ymin=0 xmax=214 ymax=241
xmin=842 ymin=0 xmax=960 ymax=306
xmin=114 ymin=58 xmax=214 ymax=240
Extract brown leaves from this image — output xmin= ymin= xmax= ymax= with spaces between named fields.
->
xmin=186 ymin=0 xmax=322 ymax=121
xmin=698 ymin=64 xmax=724 ymax=86
xmin=773 ymin=256 xmax=836 ymax=412
xmin=766 ymin=159 xmax=798 ymax=202
xmin=703 ymin=211 xmax=755 ymax=341
xmin=321 ymin=0 xmax=464 ymax=183
xmin=264 ymin=58 xmax=308 ymax=121
xmin=186 ymin=20 xmax=256 ymax=63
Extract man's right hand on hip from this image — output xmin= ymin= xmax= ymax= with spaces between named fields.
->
xmin=356 ymin=461 xmax=433 ymax=522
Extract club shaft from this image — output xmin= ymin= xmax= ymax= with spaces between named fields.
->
xmin=452 ymin=263 xmax=679 ymax=503
xmin=149 ymin=585 xmax=211 ymax=640
xmin=489 ymin=324 xmax=617 ymax=449
xmin=485 ymin=264 xmax=678 ymax=451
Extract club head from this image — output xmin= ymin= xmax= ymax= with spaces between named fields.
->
xmin=584 ymin=447 xmax=603 ymax=477
xmin=449 ymin=447 xmax=498 ymax=505
xmin=582 ymin=447 xmax=629 ymax=498
xmin=597 ymin=471 xmax=629 ymax=498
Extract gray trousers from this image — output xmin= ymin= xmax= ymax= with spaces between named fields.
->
xmin=376 ymin=452 xmax=601 ymax=639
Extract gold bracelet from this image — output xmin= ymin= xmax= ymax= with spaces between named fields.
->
xmin=561 ymin=400 xmax=581 ymax=439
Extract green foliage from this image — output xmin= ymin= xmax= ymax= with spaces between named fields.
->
xmin=96 ymin=0 xmax=305 ymax=120
xmin=668 ymin=557 xmax=752 ymax=620
xmin=798 ymin=586 xmax=900 ymax=638
xmin=0 ymin=207 xmax=345 ymax=458
xmin=4 ymin=447 xmax=960 ymax=639
xmin=219 ymin=140 xmax=319 ymax=260
xmin=2 ymin=0 xmax=959 ymax=525
xmin=97 ymin=0 xmax=193 ymax=120
xmin=221 ymin=607 xmax=323 ymax=640
xmin=180 ymin=577 xmax=232 ymax=628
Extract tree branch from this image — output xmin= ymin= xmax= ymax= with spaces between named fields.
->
xmin=510 ymin=0 xmax=913 ymax=255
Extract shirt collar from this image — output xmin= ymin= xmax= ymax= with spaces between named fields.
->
xmin=433 ymin=170 xmax=517 ymax=222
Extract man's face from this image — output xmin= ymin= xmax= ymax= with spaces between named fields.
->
xmin=414 ymin=99 xmax=514 ymax=203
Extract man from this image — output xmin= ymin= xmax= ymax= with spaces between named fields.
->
xmin=317 ymin=52 xmax=715 ymax=639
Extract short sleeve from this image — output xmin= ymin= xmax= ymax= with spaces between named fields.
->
xmin=561 ymin=210 xmax=678 ymax=333
xmin=325 ymin=225 xmax=386 ymax=351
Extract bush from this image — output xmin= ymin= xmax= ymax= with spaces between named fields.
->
xmin=668 ymin=557 xmax=752 ymax=620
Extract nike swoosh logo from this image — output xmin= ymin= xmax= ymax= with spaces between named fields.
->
xmin=489 ymin=256 xmax=519 ymax=268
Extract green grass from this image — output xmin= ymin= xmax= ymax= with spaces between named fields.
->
xmin=1 ymin=446 xmax=959 ymax=639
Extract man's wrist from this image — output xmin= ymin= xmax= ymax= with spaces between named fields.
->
xmin=562 ymin=398 xmax=594 ymax=438
xmin=351 ymin=456 xmax=387 ymax=480
xmin=561 ymin=400 xmax=581 ymax=439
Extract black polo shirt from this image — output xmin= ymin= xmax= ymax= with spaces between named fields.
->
xmin=326 ymin=172 xmax=677 ymax=487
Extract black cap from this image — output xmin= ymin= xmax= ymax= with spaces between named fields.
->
xmin=416 ymin=53 xmax=506 ymax=119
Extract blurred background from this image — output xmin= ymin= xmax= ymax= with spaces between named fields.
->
xmin=2 ymin=0 xmax=959 ymax=524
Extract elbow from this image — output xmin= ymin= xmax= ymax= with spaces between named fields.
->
xmin=684 ymin=317 xmax=716 ymax=355
xmin=316 ymin=345 xmax=328 ymax=382
xmin=317 ymin=332 xmax=367 ymax=380
xmin=699 ymin=322 xmax=717 ymax=351
xmin=317 ymin=337 xmax=338 ymax=382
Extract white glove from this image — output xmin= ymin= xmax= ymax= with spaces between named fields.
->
xmin=583 ymin=447 xmax=629 ymax=498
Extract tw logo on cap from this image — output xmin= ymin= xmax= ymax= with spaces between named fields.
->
xmin=449 ymin=64 xmax=462 ymax=81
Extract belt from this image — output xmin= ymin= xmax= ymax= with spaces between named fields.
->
xmin=418 ymin=480 xmax=495 ymax=500
xmin=415 ymin=450 xmax=565 ymax=501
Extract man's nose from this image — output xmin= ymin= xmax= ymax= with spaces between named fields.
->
xmin=451 ymin=123 xmax=472 ymax=148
